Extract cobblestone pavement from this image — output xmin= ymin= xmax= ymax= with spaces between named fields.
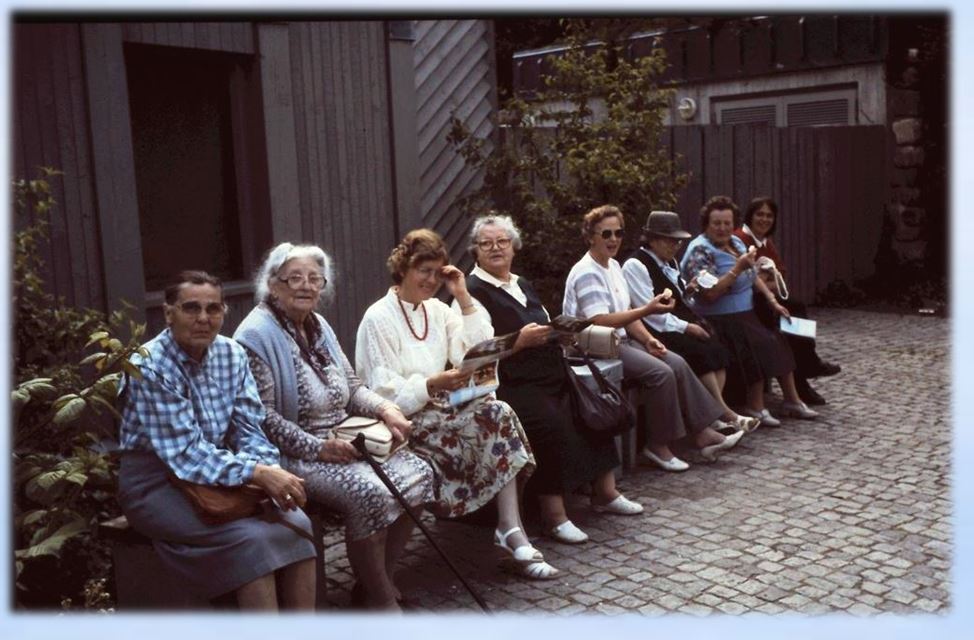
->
xmin=320 ymin=309 xmax=951 ymax=616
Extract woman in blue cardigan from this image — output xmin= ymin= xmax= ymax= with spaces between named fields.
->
xmin=680 ymin=196 xmax=817 ymax=427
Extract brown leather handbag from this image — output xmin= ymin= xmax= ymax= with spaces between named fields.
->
xmin=170 ymin=477 xmax=267 ymax=525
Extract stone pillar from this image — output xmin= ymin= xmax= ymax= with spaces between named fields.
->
xmin=886 ymin=47 xmax=926 ymax=264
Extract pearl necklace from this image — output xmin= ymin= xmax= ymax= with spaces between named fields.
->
xmin=396 ymin=294 xmax=429 ymax=341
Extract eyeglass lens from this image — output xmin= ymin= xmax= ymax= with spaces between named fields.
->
xmin=180 ymin=302 xmax=226 ymax=317
xmin=282 ymin=274 xmax=326 ymax=290
xmin=600 ymin=229 xmax=625 ymax=239
xmin=478 ymin=238 xmax=511 ymax=250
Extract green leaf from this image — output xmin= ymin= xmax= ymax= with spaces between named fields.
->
xmin=12 ymin=387 xmax=30 ymax=409
xmin=16 ymin=519 xmax=89 ymax=560
xmin=89 ymin=395 xmax=122 ymax=420
xmin=80 ymin=351 xmax=108 ymax=366
xmin=22 ymin=509 xmax=49 ymax=526
xmin=121 ymin=360 xmax=143 ymax=380
xmin=53 ymin=397 xmax=87 ymax=425
xmin=85 ymin=331 xmax=109 ymax=348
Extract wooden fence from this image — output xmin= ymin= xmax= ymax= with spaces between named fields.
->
xmin=666 ymin=123 xmax=891 ymax=302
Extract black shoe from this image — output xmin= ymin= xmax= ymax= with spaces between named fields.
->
xmin=811 ymin=361 xmax=841 ymax=378
xmin=796 ymin=378 xmax=827 ymax=406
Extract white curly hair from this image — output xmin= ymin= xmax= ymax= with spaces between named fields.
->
xmin=253 ymin=242 xmax=335 ymax=305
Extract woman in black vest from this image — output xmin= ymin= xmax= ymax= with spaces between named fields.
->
xmin=621 ymin=211 xmax=760 ymax=433
xmin=460 ymin=213 xmax=642 ymax=546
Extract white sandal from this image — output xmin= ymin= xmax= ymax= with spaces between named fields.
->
xmin=494 ymin=527 xmax=560 ymax=580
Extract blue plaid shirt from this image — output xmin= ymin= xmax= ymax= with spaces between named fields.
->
xmin=118 ymin=328 xmax=280 ymax=486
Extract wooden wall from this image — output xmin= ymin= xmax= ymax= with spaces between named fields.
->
xmin=666 ymin=123 xmax=890 ymax=302
xmin=12 ymin=20 xmax=409 ymax=353
xmin=413 ymin=19 xmax=497 ymax=270
xmin=13 ymin=24 xmax=106 ymax=310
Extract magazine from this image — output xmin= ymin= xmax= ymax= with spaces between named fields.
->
xmin=779 ymin=315 xmax=817 ymax=339
xmin=447 ymin=315 xmax=593 ymax=406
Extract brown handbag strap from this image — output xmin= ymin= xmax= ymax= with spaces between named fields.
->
xmin=257 ymin=500 xmax=318 ymax=545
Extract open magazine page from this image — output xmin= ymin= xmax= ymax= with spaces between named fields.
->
xmin=456 ymin=332 xmax=520 ymax=374
xmin=549 ymin=314 xmax=592 ymax=335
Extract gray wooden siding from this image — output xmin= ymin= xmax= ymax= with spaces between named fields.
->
xmin=414 ymin=19 xmax=497 ymax=270
xmin=13 ymin=20 xmax=486 ymax=354
xmin=12 ymin=23 xmax=105 ymax=310
xmin=122 ymin=22 xmax=255 ymax=54
xmin=666 ymin=124 xmax=889 ymax=302
xmin=283 ymin=21 xmax=399 ymax=351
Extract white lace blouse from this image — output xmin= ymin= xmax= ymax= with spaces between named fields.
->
xmin=355 ymin=288 xmax=493 ymax=417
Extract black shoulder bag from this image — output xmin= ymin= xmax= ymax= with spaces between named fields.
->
xmin=564 ymin=352 xmax=636 ymax=439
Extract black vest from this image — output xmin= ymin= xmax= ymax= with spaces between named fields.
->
xmin=627 ymin=248 xmax=701 ymax=326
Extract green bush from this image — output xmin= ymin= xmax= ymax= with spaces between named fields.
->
xmin=450 ymin=19 xmax=688 ymax=310
xmin=12 ymin=169 xmax=146 ymax=610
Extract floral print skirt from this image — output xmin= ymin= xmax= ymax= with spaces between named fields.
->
xmin=408 ymin=395 xmax=535 ymax=518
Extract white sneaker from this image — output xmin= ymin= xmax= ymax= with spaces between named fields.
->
xmin=780 ymin=401 xmax=819 ymax=420
xmin=592 ymin=494 xmax=644 ymax=515
xmin=546 ymin=520 xmax=589 ymax=544
xmin=742 ymin=407 xmax=781 ymax=428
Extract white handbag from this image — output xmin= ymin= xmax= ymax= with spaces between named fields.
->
xmin=329 ymin=416 xmax=405 ymax=463
xmin=573 ymin=325 xmax=620 ymax=359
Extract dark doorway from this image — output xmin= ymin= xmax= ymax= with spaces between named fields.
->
xmin=125 ymin=44 xmax=245 ymax=291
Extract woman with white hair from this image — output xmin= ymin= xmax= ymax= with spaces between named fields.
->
xmin=463 ymin=214 xmax=642 ymax=545
xmin=234 ymin=242 xmax=436 ymax=611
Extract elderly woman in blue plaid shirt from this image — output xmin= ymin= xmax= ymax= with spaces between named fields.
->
xmin=117 ymin=270 xmax=317 ymax=610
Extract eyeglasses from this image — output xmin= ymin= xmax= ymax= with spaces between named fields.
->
xmin=277 ymin=273 xmax=327 ymax=290
xmin=414 ymin=266 xmax=440 ymax=280
xmin=476 ymin=237 xmax=512 ymax=251
xmin=600 ymin=229 xmax=625 ymax=239
xmin=172 ymin=301 xmax=228 ymax=318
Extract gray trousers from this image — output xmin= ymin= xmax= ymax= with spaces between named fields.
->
xmin=619 ymin=339 xmax=724 ymax=445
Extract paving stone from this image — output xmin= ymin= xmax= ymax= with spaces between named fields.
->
xmin=318 ymin=310 xmax=949 ymax=616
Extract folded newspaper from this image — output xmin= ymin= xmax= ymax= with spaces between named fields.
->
xmin=447 ymin=315 xmax=592 ymax=406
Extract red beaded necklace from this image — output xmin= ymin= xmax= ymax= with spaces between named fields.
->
xmin=396 ymin=294 xmax=429 ymax=341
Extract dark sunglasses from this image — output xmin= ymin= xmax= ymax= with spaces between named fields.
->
xmin=600 ymin=229 xmax=625 ymax=239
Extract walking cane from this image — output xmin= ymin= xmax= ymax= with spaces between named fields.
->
xmin=351 ymin=434 xmax=492 ymax=614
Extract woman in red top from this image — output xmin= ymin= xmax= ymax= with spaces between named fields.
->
xmin=734 ymin=196 xmax=841 ymax=405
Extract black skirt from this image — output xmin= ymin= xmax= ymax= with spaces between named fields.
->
xmin=497 ymin=346 xmax=618 ymax=496
xmin=705 ymin=310 xmax=795 ymax=384
xmin=650 ymin=326 xmax=730 ymax=376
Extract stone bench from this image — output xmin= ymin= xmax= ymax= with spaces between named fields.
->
xmin=100 ymin=503 xmax=337 ymax=610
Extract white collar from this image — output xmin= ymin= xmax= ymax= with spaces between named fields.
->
xmin=741 ymin=224 xmax=767 ymax=248
xmin=472 ymin=264 xmax=519 ymax=288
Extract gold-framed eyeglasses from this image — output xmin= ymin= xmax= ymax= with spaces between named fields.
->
xmin=173 ymin=301 xmax=228 ymax=318
xmin=476 ymin=237 xmax=512 ymax=251
xmin=277 ymin=274 xmax=327 ymax=290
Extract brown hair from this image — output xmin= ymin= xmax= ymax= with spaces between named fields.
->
xmin=164 ymin=270 xmax=222 ymax=304
xmin=582 ymin=204 xmax=624 ymax=241
xmin=744 ymin=196 xmax=779 ymax=236
xmin=387 ymin=228 xmax=450 ymax=284
xmin=699 ymin=195 xmax=740 ymax=230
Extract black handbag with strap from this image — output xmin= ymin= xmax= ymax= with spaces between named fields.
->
xmin=564 ymin=352 xmax=636 ymax=439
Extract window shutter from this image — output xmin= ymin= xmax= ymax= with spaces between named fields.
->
xmin=786 ymin=98 xmax=850 ymax=127
xmin=719 ymin=104 xmax=777 ymax=125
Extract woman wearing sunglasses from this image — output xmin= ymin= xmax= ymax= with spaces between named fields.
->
xmin=564 ymin=205 xmax=743 ymax=472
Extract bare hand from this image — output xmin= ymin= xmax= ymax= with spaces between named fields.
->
xmin=735 ymin=250 xmax=756 ymax=273
xmin=513 ymin=323 xmax=553 ymax=352
xmin=684 ymin=323 xmax=711 ymax=341
xmin=380 ymin=405 xmax=414 ymax=443
xmin=644 ymin=336 xmax=667 ymax=357
xmin=771 ymin=301 xmax=791 ymax=319
xmin=318 ymin=438 xmax=360 ymax=464
xmin=643 ymin=292 xmax=676 ymax=315
xmin=439 ymin=265 xmax=467 ymax=299
xmin=252 ymin=464 xmax=307 ymax=509
xmin=427 ymin=368 xmax=472 ymax=394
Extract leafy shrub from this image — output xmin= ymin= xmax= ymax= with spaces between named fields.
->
xmin=449 ymin=19 xmax=687 ymax=310
xmin=12 ymin=169 xmax=145 ymax=610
